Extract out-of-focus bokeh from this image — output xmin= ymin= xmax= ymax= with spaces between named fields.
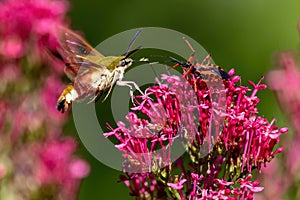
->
xmin=66 ymin=0 xmax=300 ymax=199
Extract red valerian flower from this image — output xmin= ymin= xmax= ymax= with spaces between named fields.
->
xmin=167 ymin=177 xmax=187 ymax=190
xmin=105 ymin=65 xmax=287 ymax=199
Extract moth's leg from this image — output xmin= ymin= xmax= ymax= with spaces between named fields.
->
xmin=101 ymin=84 xmax=115 ymax=102
xmin=116 ymin=80 xmax=144 ymax=104
xmin=117 ymin=80 xmax=144 ymax=95
xmin=57 ymin=83 xmax=78 ymax=113
xmin=101 ymin=73 xmax=119 ymax=103
xmin=87 ymin=90 xmax=102 ymax=104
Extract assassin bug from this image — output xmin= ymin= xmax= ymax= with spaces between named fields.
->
xmin=170 ymin=37 xmax=230 ymax=88
xmin=55 ymin=27 xmax=148 ymax=113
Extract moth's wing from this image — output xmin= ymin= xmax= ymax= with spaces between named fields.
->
xmin=57 ymin=26 xmax=106 ymax=80
xmin=58 ymin=26 xmax=104 ymax=60
xmin=64 ymin=56 xmax=111 ymax=82
xmin=73 ymin=64 xmax=110 ymax=101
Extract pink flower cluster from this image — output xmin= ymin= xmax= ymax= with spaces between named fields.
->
xmin=105 ymin=64 xmax=287 ymax=199
xmin=0 ymin=0 xmax=69 ymax=61
xmin=0 ymin=0 xmax=89 ymax=199
xmin=35 ymin=137 xmax=90 ymax=199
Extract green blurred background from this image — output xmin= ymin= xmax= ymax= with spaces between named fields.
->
xmin=64 ymin=0 xmax=300 ymax=199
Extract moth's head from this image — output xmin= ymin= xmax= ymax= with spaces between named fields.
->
xmin=119 ymin=57 xmax=133 ymax=69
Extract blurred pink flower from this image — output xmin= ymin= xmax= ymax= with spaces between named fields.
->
xmin=267 ymin=52 xmax=300 ymax=133
xmin=0 ymin=0 xmax=69 ymax=38
xmin=0 ymin=0 xmax=89 ymax=199
xmin=40 ymin=75 xmax=68 ymax=121
xmin=0 ymin=163 xmax=6 ymax=179
xmin=255 ymin=161 xmax=284 ymax=200
xmin=0 ymin=0 xmax=69 ymax=64
xmin=69 ymin=159 xmax=90 ymax=179
xmin=0 ymin=36 xmax=24 ymax=58
xmin=257 ymin=49 xmax=300 ymax=199
xmin=35 ymin=137 xmax=88 ymax=184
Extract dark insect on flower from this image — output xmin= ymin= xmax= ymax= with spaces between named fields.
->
xmin=170 ymin=37 xmax=230 ymax=86
xmin=55 ymin=27 xmax=148 ymax=113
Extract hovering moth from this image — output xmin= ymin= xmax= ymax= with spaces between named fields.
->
xmin=55 ymin=27 xmax=148 ymax=113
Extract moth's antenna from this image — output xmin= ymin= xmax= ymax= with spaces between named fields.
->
xmin=125 ymin=29 xmax=143 ymax=57
xmin=124 ymin=46 xmax=142 ymax=58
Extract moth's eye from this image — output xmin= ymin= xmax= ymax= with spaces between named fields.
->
xmin=120 ymin=60 xmax=126 ymax=67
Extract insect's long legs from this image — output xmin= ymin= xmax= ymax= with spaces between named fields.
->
xmin=116 ymin=80 xmax=145 ymax=104
xmin=200 ymin=54 xmax=212 ymax=65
